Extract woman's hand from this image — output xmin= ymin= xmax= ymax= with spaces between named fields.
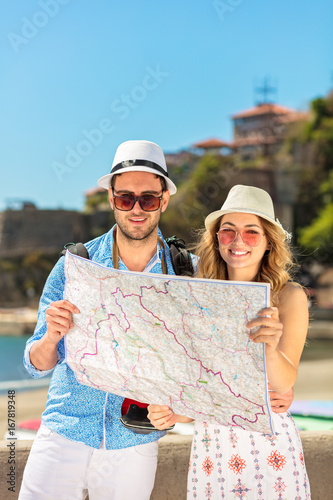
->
xmin=247 ymin=285 xmax=308 ymax=395
xmin=147 ymin=405 xmax=193 ymax=430
xmin=147 ymin=405 xmax=176 ymax=430
xmin=246 ymin=307 xmax=283 ymax=354
xmin=269 ymin=383 xmax=294 ymax=413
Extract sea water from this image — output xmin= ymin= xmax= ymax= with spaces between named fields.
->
xmin=0 ymin=335 xmax=51 ymax=394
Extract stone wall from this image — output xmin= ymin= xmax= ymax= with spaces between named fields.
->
xmin=0 ymin=208 xmax=89 ymax=258
xmin=0 ymin=208 xmax=114 ymax=305
xmin=0 ymin=432 xmax=332 ymax=499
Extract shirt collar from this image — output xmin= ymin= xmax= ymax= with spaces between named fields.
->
xmin=109 ymin=225 xmax=164 ymax=273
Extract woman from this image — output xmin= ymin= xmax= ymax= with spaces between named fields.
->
xmin=148 ymin=185 xmax=311 ymax=499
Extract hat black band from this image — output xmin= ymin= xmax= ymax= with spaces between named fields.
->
xmin=111 ymin=159 xmax=169 ymax=177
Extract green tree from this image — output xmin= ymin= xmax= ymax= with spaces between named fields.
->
xmin=288 ymin=91 xmax=333 ymax=248
xmin=160 ymin=154 xmax=236 ymax=242
xmin=84 ymin=190 xmax=109 ymax=213
xmin=299 ymin=170 xmax=333 ymax=262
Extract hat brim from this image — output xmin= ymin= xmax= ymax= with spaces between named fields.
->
xmin=97 ymin=166 xmax=177 ymax=195
xmin=205 ymin=208 xmax=287 ymax=238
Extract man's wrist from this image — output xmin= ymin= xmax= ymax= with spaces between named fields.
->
xmin=30 ymin=334 xmax=60 ymax=371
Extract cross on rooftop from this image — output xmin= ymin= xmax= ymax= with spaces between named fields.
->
xmin=255 ymin=77 xmax=277 ymax=105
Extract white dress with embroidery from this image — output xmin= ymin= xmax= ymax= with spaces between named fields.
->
xmin=187 ymin=411 xmax=311 ymax=499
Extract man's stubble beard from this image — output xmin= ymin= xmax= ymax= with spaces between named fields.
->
xmin=114 ymin=210 xmax=161 ymax=243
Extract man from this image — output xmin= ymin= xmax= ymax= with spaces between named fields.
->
xmin=19 ymin=140 xmax=178 ymax=500
xmin=19 ymin=140 xmax=293 ymax=499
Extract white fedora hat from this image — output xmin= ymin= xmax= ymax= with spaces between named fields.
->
xmin=97 ymin=140 xmax=177 ymax=195
xmin=205 ymin=184 xmax=288 ymax=238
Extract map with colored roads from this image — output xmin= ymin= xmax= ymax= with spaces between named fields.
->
xmin=64 ymin=251 xmax=274 ymax=433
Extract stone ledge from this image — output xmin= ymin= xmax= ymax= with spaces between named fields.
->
xmin=0 ymin=432 xmax=332 ymax=499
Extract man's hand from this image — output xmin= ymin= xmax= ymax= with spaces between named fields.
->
xmin=45 ymin=300 xmax=80 ymax=344
xmin=269 ymin=384 xmax=294 ymax=413
xmin=30 ymin=300 xmax=79 ymax=371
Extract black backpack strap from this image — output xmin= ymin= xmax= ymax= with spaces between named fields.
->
xmin=59 ymin=242 xmax=89 ymax=259
xmin=59 ymin=238 xmax=193 ymax=275
xmin=165 ymin=235 xmax=194 ymax=277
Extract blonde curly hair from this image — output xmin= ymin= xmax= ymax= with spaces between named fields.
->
xmin=195 ymin=216 xmax=294 ymax=306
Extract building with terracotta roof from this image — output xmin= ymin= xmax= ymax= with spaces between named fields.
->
xmin=192 ymin=102 xmax=307 ymax=160
xmin=232 ymin=103 xmax=294 ymax=119
xmin=192 ymin=138 xmax=231 ymax=154
xmin=231 ymin=103 xmax=307 ymax=160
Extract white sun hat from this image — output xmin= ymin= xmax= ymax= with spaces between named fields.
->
xmin=205 ymin=184 xmax=289 ymax=238
xmin=97 ymin=140 xmax=177 ymax=195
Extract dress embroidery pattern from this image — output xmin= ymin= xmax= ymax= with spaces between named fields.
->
xmin=263 ymin=431 xmax=279 ymax=446
xmin=230 ymin=479 xmax=251 ymax=498
xmin=214 ymin=427 xmax=221 ymax=451
xmin=203 ymin=456 xmax=214 ymax=476
xmin=229 ymin=427 xmax=239 ymax=448
xmin=282 ymin=415 xmax=302 ymax=495
xmin=300 ymin=451 xmax=305 ymax=468
xmin=273 ymin=476 xmax=287 ymax=499
xmin=267 ymin=450 xmax=287 ymax=471
xmin=216 ymin=452 xmax=225 ymax=498
xmin=202 ymin=422 xmax=212 ymax=452
xmin=187 ymin=412 xmax=311 ymax=499
xmin=228 ymin=454 xmax=247 ymax=475
xmin=204 ymin=482 xmax=214 ymax=498
xmin=250 ymin=433 xmax=263 ymax=498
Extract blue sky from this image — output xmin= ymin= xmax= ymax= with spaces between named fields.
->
xmin=1 ymin=0 xmax=332 ymax=211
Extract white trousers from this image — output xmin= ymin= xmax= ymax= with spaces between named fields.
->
xmin=18 ymin=425 xmax=158 ymax=500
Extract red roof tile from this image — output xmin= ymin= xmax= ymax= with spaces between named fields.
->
xmin=232 ymin=103 xmax=296 ymax=119
xmin=192 ymin=138 xmax=230 ymax=149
